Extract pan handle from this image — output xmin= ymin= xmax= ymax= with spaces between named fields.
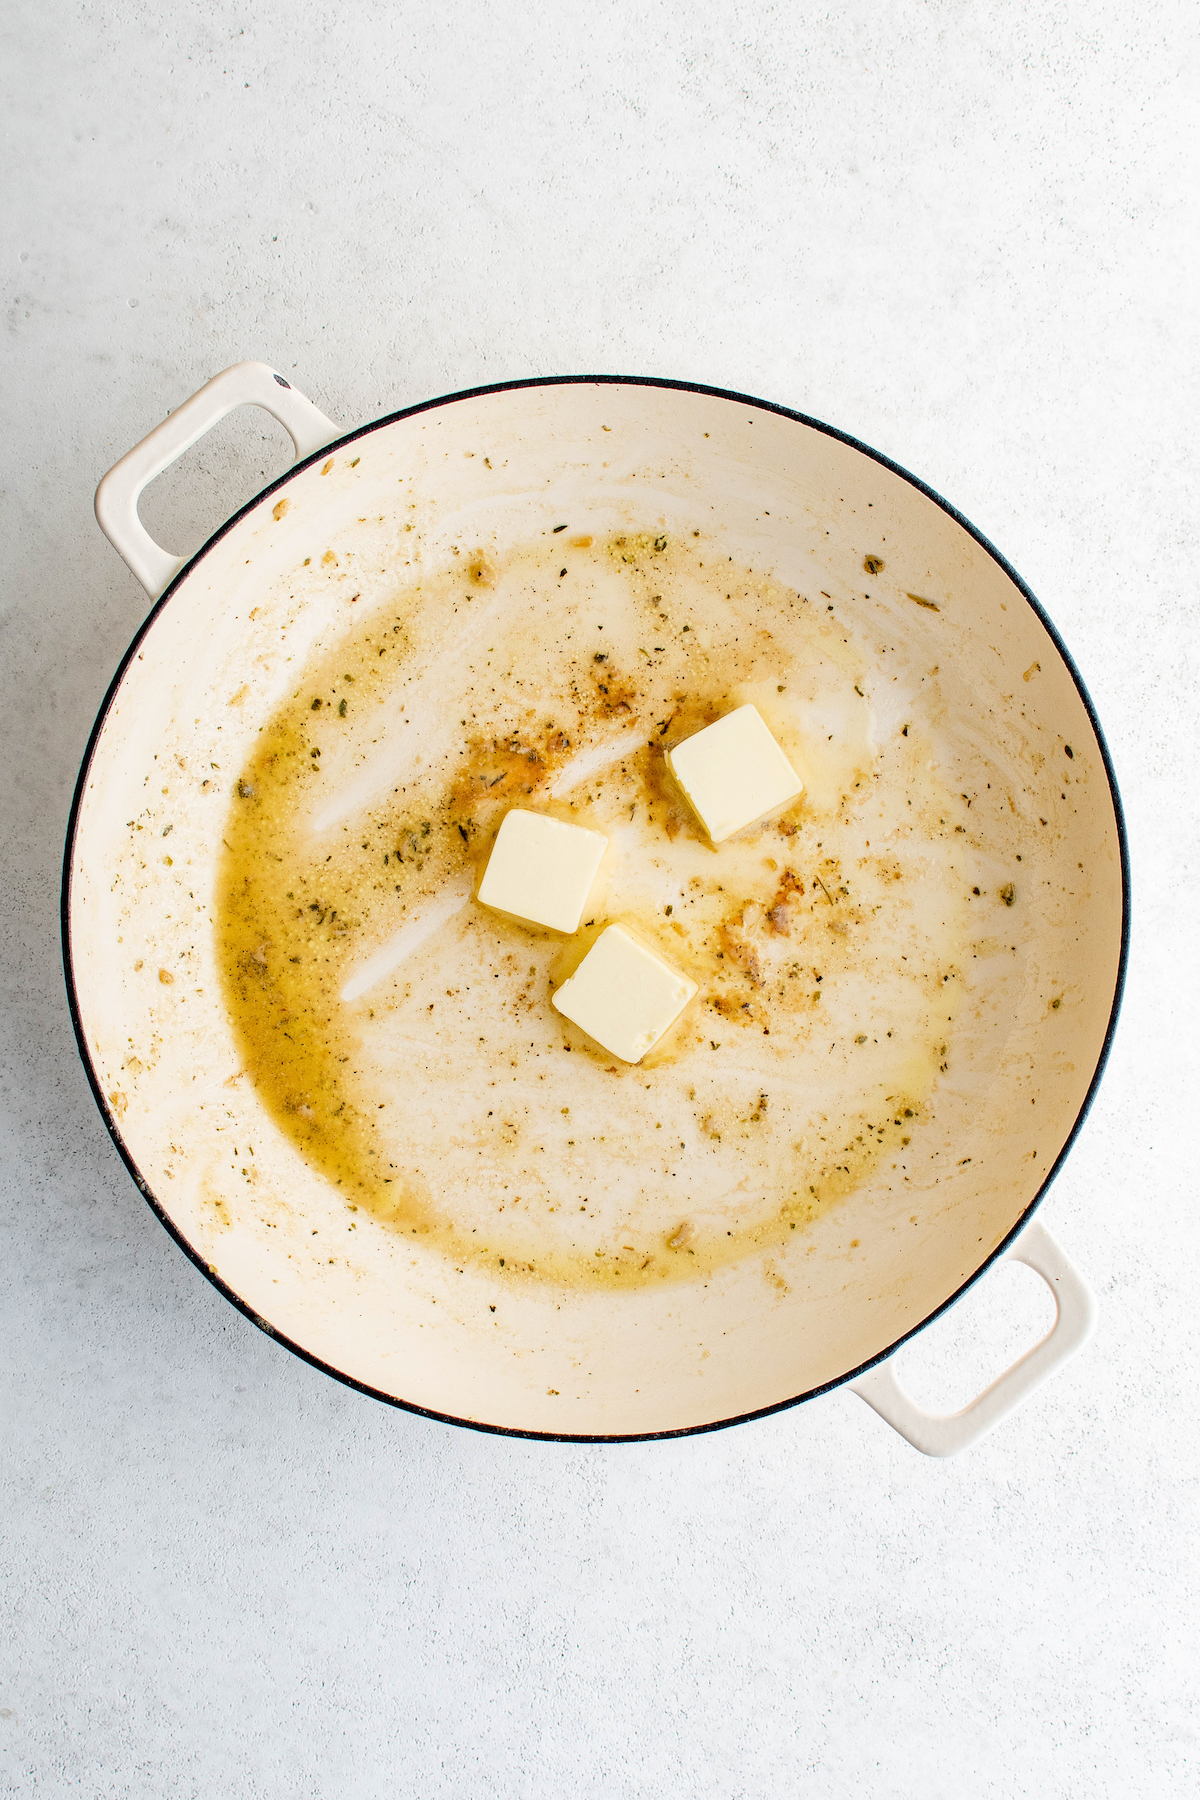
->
xmin=849 ymin=1217 xmax=1096 ymax=1456
xmin=94 ymin=361 xmax=339 ymax=599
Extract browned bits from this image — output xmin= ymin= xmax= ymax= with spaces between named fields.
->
xmin=158 ymin=968 xmax=174 ymax=985
xmin=467 ymin=551 xmax=497 ymax=586
xmin=720 ymin=909 xmax=764 ymax=986
xmin=863 ymin=555 xmax=884 ymax=575
xmin=766 ymin=867 xmax=804 ymax=935
xmin=447 ymin=725 xmax=572 ymax=818
xmin=589 ymin=657 xmax=636 ymax=716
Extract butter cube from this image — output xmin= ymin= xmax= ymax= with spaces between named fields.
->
xmin=552 ymin=924 xmax=697 ymax=1063
xmin=477 ymin=809 xmax=607 ymax=933
xmin=666 ymin=704 xmax=803 ymax=843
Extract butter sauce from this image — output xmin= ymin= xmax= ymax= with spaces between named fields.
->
xmin=217 ymin=530 xmax=989 ymax=1290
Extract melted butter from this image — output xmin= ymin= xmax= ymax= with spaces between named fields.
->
xmin=217 ymin=531 xmax=976 ymax=1290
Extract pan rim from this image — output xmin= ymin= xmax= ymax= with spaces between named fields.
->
xmin=61 ymin=372 xmax=1131 ymax=1443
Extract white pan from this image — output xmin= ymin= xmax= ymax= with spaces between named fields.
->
xmin=65 ymin=363 xmax=1127 ymax=1455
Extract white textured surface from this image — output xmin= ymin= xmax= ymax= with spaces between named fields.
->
xmin=2 ymin=2 xmax=1197 ymax=1795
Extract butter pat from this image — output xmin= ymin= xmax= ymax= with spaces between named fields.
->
xmin=667 ymin=704 xmax=803 ymax=843
xmin=477 ymin=809 xmax=607 ymax=933
xmin=552 ymin=924 xmax=697 ymax=1063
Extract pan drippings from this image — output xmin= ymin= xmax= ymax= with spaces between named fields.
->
xmin=216 ymin=529 xmax=997 ymax=1290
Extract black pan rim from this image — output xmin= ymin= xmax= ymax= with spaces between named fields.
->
xmin=61 ymin=371 xmax=1131 ymax=1444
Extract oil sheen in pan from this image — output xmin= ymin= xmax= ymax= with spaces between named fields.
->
xmin=217 ymin=528 xmax=1018 ymax=1290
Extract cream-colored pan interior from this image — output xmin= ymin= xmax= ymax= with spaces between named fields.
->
xmin=67 ymin=382 xmax=1124 ymax=1436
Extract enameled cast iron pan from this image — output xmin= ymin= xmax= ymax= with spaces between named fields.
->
xmin=64 ymin=364 xmax=1127 ymax=1454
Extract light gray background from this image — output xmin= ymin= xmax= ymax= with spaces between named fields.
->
xmin=2 ymin=3 xmax=1197 ymax=1796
